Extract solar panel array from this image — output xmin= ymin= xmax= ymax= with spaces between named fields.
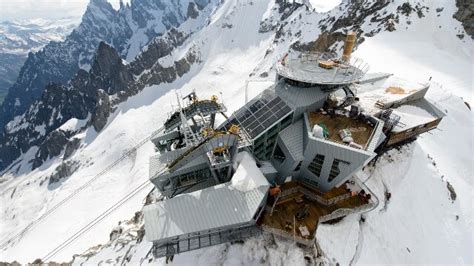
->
xmin=220 ymin=89 xmax=292 ymax=139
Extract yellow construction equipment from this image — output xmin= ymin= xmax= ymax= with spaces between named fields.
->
xmin=211 ymin=95 xmax=218 ymax=102
xmin=213 ymin=145 xmax=228 ymax=154
xmin=318 ymin=60 xmax=336 ymax=69
xmin=202 ymin=127 xmax=215 ymax=138
xmin=228 ymin=124 xmax=240 ymax=135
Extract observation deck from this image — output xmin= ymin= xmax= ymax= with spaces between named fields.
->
xmin=276 ymin=51 xmax=369 ymax=86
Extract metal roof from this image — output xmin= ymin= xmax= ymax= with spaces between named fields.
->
xmin=144 ymin=152 xmax=270 ymax=242
xmin=278 ymin=119 xmax=304 ymax=161
xmin=391 ymin=100 xmax=443 ymax=133
xmin=275 ymin=81 xmax=328 ymax=110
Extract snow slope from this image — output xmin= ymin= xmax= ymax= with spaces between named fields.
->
xmin=354 ymin=0 xmax=473 ymax=105
xmin=0 ymin=0 xmax=278 ymax=262
xmin=0 ymin=0 xmax=472 ymax=264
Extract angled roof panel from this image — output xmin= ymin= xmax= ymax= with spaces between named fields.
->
xmin=279 ymin=119 xmax=304 ymax=161
xmin=144 ymin=152 xmax=270 ymax=243
xmin=275 ymin=81 xmax=328 ymax=110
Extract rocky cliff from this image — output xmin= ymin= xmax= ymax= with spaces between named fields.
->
xmin=0 ymin=0 xmax=212 ymax=130
xmin=454 ymin=0 xmax=474 ymax=39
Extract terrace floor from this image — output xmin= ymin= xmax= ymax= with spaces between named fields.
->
xmin=308 ymin=111 xmax=375 ymax=149
xmin=258 ymin=182 xmax=368 ymax=241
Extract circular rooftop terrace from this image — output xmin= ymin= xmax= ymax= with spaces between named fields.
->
xmin=276 ymin=51 xmax=369 ymax=86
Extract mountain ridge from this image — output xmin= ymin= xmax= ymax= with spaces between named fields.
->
xmin=0 ymin=0 xmax=213 ymax=130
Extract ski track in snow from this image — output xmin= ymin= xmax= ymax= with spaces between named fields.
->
xmin=0 ymin=0 xmax=473 ymax=264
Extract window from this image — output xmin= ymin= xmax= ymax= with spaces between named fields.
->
xmin=303 ymin=177 xmax=318 ymax=188
xmin=308 ymin=154 xmax=325 ymax=177
xmin=293 ymin=161 xmax=303 ymax=172
xmin=328 ymin=159 xmax=350 ymax=182
xmin=273 ymin=144 xmax=286 ymax=163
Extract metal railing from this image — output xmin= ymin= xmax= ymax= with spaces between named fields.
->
xmin=272 ymin=185 xmax=352 ymax=206
xmin=319 ymin=202 xmax=375 ymax=223
xmin=261 ymin=224 xmax=314 ymax=246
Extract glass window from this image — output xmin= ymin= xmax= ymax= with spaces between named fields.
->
xmin=308 ymin=154 xmax=325 ymax=177
xmin=328 ymin=159 xmax=350 ymax=182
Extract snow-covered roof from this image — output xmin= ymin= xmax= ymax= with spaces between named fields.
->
xmin=357 ymin=76 xmax=430 ymax=113
xmin=143 ymin=152 xmax=269 ymax=243
xmin=392 ymin=104 xmax=438 ymax=133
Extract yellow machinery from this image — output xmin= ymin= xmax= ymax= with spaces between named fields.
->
xmin=318 ymin=60 xmax=336 ymax=69
xmin=228 ymin=124 xmax=240 ymax=135
xmin=201 ymin=127 xmax=215 ymax=138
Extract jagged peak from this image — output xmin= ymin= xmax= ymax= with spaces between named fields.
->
xmin=82 ymin=0 xmax=117 ymax=20
xmin=91 ymin=42 xmax=123 ymax=74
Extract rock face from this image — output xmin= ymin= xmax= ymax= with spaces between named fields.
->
xmin=48 ymin=160 xmax=80 ymax=185
xmin=32 ymin=130 xmax=69 ymax=169
xmin=0 ymin=54 xmax=27 ymax=103
xmin=0 ymin=27 xmax=199 ymax=171
xmin=0 ymin=18 xmax=78 ymax=99
xmin=454 ymin=0 xmax=474 ymax=39
xmin=0 ymin=0 xmax=211 ymax=130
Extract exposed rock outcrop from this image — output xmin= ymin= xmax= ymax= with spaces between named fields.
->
xmin=48 ymin=160 xmax=80 ymax=185
xmin=0 ymin=30 xmax=199 ymax=171
xmin=32 ymin=130 xmax=69 ymax=169
xmin=91 ymin=90 xmax=111 ymax=132
xmin=454 ymin=0 xmax=474 ymax=39
xmin=0 ymin=0 xmax=214 ymax=130
xmin=63 ymin=138 xmax=81 ymax=160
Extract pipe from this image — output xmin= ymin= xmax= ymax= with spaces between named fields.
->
xmin=342 ymin=32 xmax=356 ymax=62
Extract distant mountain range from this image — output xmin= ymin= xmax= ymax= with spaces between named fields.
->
xmin=0 ymin=17 xmax=79 ymax=104
xmin=0 ymin=0 xmax=215 ymax=172
xmin=0 ymin=0 xmax=209 ymax=129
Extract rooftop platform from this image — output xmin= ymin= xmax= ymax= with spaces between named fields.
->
xmin=258 ymin=181 xmax=370 ymax=243
xmin=356 ymin=76 xmax=430 ymax=113
xmin=390 ymin=99 xmax=444 ymax=133
xmin=276 ymin=51 xmax=368 ymax=85
xmin=308 ymin=111 xmax=376 ymax=150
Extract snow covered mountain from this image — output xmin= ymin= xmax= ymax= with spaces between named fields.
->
xmin=0 ymin=0 xmax=218 ymax=171
xmin=0 ymin=17 xmax=79 ymax=104
xmin=0 ymin=0 xmax=215 ymax=130
xmin=0 ymin=18 xmax=80 ymax=55
xmin=0 ymin=0 xmax=472 ymax=264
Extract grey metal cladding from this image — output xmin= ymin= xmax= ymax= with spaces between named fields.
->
xmin=278 ymin=119 xmax=304 ymax=161
xmin=149 ymin=148 xmax=188 ymax=179
xmin=298 ymin=114 xmax=373 ymax=191
xmin=143 ymin=185 xmax=268 ymax=243
xmin=275 ymin=80 xmax=328 ymax=111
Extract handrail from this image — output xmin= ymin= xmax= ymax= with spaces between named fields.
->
xmin=274 ymin=185 xmax=351 ymax=206
xmin=261 ymin=225 xmax=313 ymax=246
